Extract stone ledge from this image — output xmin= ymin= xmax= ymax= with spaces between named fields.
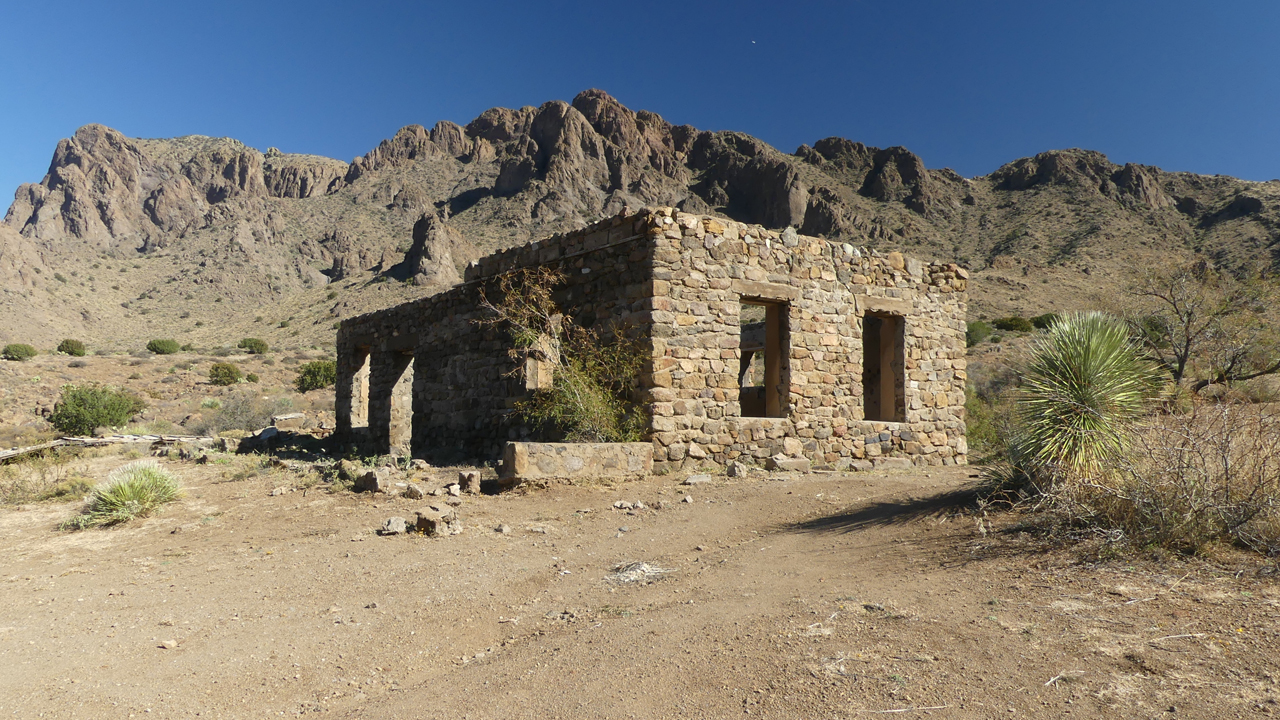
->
xmin=499 ymin=442 xmax=654 ymax=485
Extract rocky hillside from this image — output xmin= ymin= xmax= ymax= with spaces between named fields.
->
xmin=3 ymin=89 xmax=1279 ymax=351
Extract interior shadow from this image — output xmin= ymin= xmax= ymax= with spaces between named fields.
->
xmin=786 ymin=486 xmax=981 ymax=535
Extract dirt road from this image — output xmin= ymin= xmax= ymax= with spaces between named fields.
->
xmin=1 ymin=459 xmax=1276 ymax=718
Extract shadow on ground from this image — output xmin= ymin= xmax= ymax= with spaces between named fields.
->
xmin=787 ymin=485 xmax=981 ymax=534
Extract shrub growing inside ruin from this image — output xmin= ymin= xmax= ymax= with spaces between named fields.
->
xmin=294 ymin=360 xmax=337 ymax=392
xmin=57 ymin=339 xmax=87 ymax=357
xmin=478 ymin=267 xmax=648 ymax=443
xmin=146 ymin=339 xmax=180 ymax=355
xmin=208 ymin=362 xmax=242 ymax=386
xmin=48 ymin=384 xmax=147 ymax=436
xmin=238 ymin=338 xmax=269 ymax=355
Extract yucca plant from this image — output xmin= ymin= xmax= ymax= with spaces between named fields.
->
xmin=60 ymin=460 xmax=182 ymax=530
xmin=1012 ymin=311 xmax=1162 ymax=487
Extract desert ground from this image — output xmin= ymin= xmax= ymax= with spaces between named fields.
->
xmin=1 ymin=448 xmax=1277 ymax=720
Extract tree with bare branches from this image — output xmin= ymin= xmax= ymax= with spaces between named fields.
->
xmin=1123 ymin=259 xmax=1280 ymax=392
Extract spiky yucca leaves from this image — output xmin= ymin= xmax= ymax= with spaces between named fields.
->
xmin=60 ymin=460 xmax=182 ymax=530
xmin=1015 ymin=312 xmax=1162 ymax=486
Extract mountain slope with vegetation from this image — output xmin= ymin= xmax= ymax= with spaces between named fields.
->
xmin=3 ymin=89 xmax=1279 ymax=352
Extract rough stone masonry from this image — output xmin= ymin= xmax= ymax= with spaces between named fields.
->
xmin=336 ymin=207 xmax=968 ymax=473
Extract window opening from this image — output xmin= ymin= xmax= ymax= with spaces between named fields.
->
xmin=863 ymin=313 xmax=905 ymax=422
xmin=739 ymin=300 xmax=787 ymax=418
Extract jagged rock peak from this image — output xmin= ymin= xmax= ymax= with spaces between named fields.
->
xmin=990 ymin=148 xmax=1117 ymax=190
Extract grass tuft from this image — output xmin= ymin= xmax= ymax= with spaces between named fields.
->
xmin=60 ymin=460 xmax=182 ymax=530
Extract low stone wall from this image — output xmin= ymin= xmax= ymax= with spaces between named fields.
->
xmin=499 ymin=442 xmax=653 ymax=484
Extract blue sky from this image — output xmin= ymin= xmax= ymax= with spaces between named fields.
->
xmin=2 ymin=0 xmax=1278 ymax=201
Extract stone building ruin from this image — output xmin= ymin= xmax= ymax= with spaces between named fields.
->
xmin=336 ymin=208 xmax=969 ymax=473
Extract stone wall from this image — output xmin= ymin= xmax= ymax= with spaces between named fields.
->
xmin=335 ymin=213 xmax=656 ymax=462
xmin=637 ymin=208 xmax=968 ymax=473
xmin=336 ymin=207 xmax=968 ymax=471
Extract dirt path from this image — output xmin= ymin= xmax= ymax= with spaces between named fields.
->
xmin=0 ymin=461 xmax=1276 ymax=719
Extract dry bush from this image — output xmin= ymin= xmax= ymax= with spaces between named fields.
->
xmin=1055 ymin=402 xmax=1280 ymax=555
xmin=0 ymin=449 xmax=92 ymax=505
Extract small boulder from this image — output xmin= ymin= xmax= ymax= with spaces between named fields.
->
xmin=765 ymin=454 xmax=811 ymax=473
xmin=457 ymin=470 xmax=482 ymax=494
xmin=447 ymin=483 xmax=461 ymax=497
xmin=380 ymin=517 xmax=407 ymax=535
xmin=415 ymin=505 xmax=462 ymax=536
xmin=726 ymin=461 xmax=749 ymax=477
xmin=682 ymin=474 xmax=712 ymax=486
xmin=403 ymin=483 xmax=425 ymax=500
xmin=336 ymin=459 xmax=362 ymax=482
xmin=355 ymin=468 xmax=391 ymax=493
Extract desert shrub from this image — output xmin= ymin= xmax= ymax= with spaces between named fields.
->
xmin=2 ymin=343 xmax=37 ymax=361
xmin=0 ymin=448 xmax=86 ymax=505
xmin=238 ymin=338 xmax=269 ymax=355
xmin=189 ymin=392 xmax=293 ymax=435
xmin=1030 ymin=313 xmax=1059 ymax=330
xmin=1010 ymin=312 xmax=1162 ymax=486
xmin=57 ymin=339 xmax=86 ymax=357
xmin=208 ymin=362 xmax=242 ymax=386
xmin=965 ymin=321 xmax=993 ymax=347
xmin=278 ymin=320 xmax=290 ymax=329
xmin=1064 ymin=402 xmax=1280 ymax=554
xmin=992 ymin=316 xmax=1034 ymax=333
xmin=146 ymin=339 xmax=179 ymax=355
xmin=48 ymin=384 xmax=147 ymax=436
xmin=245 ymin=373 xmax=260 ymax=383
xmin=60 ymin=460 xmax=181 ymax=530
xmin=294 ymin=360 xmax=336 ymax=392
xmin=180 ymin=343 xmax=196 ymax=352
xmin=478 ymin=267 xmax=648 ymax=442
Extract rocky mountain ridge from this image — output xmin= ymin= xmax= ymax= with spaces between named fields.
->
xmin=3 ymin=89 xmax=1279 ymax=350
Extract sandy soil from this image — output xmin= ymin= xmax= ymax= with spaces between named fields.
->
xmin=1 ymin=456 xmax=1277 ymax=719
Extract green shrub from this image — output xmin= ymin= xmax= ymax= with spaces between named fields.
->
xmin=479 ymin=267 xmax=648 ymax=442
xmin=965 ymin=321 xmax=993 ymax=348
xmin=48 ymin=384 xmax=147 ymax=436
xmin=237 ymin=338 xmax=269 ymax=355
xmin=1030 ymin=313 xmax=1060 ymax=330
xmin=57 ymin=339 xmax=86 ymax=357
xmin=245 ymin=373 xmax=260 ymax=383
xmin=278 ymin=320 xmax=290 ymax=329
xmin=2 ymin=343 xmax=37 ymax=361
xmin=1005 ymin=311 xmax=1161 ymax=486
xmin=146 ymin=339 xmax=180 ymax=355
xmin=208 ymin=362 xmax=242 ymax=386
xmin=60 ymin=460 xmax=181 ymax=529
xmin=992 ymin=316 xmax=1034 ymax=333
xmin=294 ymin=360 xmax=336 ymax=392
